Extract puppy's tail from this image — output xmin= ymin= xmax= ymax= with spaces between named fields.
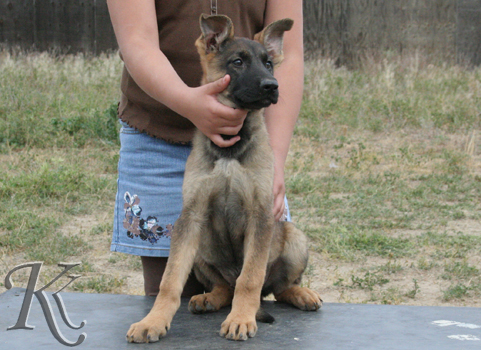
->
xmin=256 ymin=307 xmax=275 ymax=323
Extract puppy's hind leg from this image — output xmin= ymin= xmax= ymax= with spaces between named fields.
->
xmin=189 ymin=284 xmax=234 ymax=314
xmin=273 ymin=222 xmax=323 ymax=311
xmin=189 ymin=261 xmax=234 ymax=314
xmin=276 ymin=286 xmax=322 ymax=311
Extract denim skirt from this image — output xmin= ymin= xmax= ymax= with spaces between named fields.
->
xmin=111 ymin=122 xmax=291 ymax=257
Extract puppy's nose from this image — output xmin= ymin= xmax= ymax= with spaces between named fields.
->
xmin=260 ymin=79 xmax=278 ymax=92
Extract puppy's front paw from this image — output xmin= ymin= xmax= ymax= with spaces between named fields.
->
xmin=126 ymin=315 xmax=171 ymax=343
xmin=219 ymin=312 xmax=257 ymax=341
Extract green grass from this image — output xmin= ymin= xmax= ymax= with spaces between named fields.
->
xmin=442 ymin=261 xmax=479 ymax=280
xmin=304 ymin=225 xmax=414 ymax=260
xmin=350 ymin=271 xmax=390 ymax=291
xmin=0 ymin=51 xmax=121 ymax=287
xmin=333 ymin=264 xmax=420 ymax=304
xmin=0 ymin=149 xmax=117 ymax=261
xmin=0 ymin=52 xmax=121 ymax=150
xmin=440 ymin=261 xmax=481 ymax=301
xmin=288 ymin=55 xmax=481 ymax=304
xmin=299 ymin=59 xmax=481 ymax=139
xmin=443 ymin=282 xmax=481 ymax=301
xmin=1 ymin=50 xmax=480 ymax=300
xmin=72 ymin=275 xmax=126 ymax=293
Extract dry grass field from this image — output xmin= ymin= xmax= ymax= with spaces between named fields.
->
xmin=0 ymin=51 xmax=480 ymax=307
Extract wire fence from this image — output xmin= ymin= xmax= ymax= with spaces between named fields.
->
xmin=0 ymin=0 xmax=480 ymax=65
xmin=304 ymin=0 xmax=480 ymax=66
xmin=0 ymin=0 xmax=117 ymax=55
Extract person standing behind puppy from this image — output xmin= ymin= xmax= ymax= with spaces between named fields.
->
xmin=107 ymin=0 xmax=304 ymax=297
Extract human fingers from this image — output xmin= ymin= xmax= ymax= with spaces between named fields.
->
xmin=202 ymin=75 xmax=247 ymax=124
xmin=210 ymin=134 xmax=241 ymax=148
xmin=273 ymin=191 xmax=286 ymax=221
xmin=216 ymin=125 xmax=244 ymax=136
xmin=210 ymin=105 xmax=247 ymax=128
xmin=203 ymin=74 xmax=231 ymax=95
xmin=272 ymin=172 xmax=286 ymax=221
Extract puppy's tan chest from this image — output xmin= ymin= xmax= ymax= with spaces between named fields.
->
xmin=209 ymin=158 xmax=254 ymax=225
xmin=212 ymin=158 xmax=251 ymax=190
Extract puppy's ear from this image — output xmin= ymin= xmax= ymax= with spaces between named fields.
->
xmin=199 ymin=14 xmax=234 ymax=53
xmin=254 ymin=19 xmax=294 ymax=67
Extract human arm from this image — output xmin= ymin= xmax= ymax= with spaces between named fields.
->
xmin=264 ymin=0 xmax=304 ymax=220
xmin=106 ymin=0 xmax=247 ymax=147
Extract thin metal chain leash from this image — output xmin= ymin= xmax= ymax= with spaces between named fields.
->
xmin=211 ymin=0 xmax=217 ymax=15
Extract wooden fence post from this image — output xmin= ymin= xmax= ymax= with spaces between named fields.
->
xmin=94 ymin=0 xmax=117 ymax=54
xmin=0 ymin=0 xmax=117 ymax=53
xmin=0 ymin=0 xmax=35 ymax=49
xmin=456 ymin=0 xmax=481 ymax=65
xmin=2 ymin=0 xmax=480 ymax=65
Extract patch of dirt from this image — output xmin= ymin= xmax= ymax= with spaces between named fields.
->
xmin=446 ymin=219 xmax=481 ymax=236
xmin=307 ymin=251 xmax=481 ymax=307
xmin=0 ymin=209 xmax=143 ymax=296
xmin=3 ymin=210 xmax=478 ymax=308
xmin=1 ymin=129 xmax=479 ymax=308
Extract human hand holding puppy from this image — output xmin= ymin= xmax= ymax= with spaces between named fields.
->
xmin=177 ymin=75 xmax=247 ymax=148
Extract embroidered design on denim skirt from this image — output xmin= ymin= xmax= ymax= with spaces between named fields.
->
xmin=123 ymin=192 xmax=173 ymax=244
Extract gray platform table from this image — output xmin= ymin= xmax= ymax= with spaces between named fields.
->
xmin=0 ymin=287 xmax=480 ymax=350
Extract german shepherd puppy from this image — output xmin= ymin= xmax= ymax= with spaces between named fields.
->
xmin=126 ymin=14 xmax=322 ymax=343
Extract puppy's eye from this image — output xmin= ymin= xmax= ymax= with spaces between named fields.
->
xmin=233 ymin=59 xmax=243 ymax=67
xmin=266 ymin=61 xmax=273 ymax=69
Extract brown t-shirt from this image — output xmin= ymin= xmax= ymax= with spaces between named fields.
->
xmin=119 ymin=0 xmax=267 ymax=143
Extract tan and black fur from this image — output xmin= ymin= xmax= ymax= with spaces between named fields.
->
xmin=126 ymin=14 xmax=322 ymax=343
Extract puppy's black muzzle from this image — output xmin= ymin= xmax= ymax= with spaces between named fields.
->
xmin=232 ymin=77 xmax=280 ymax=110
xmin=260 ymin=78 xmax=278 ymax=93
xmin=221 ymin=77 xmax=279 ymax=141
